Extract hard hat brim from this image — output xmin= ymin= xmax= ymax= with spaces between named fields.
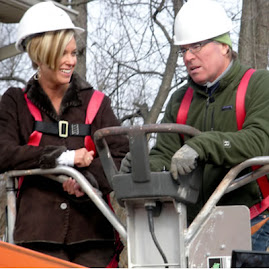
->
xmin=15 ymin=26 xmax=85 ymax=52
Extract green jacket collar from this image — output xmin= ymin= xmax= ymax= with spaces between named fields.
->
xmin=188 ymin=59 xmax=248 ymax=97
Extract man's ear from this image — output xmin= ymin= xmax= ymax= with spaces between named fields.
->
xmin=221 ymin=43 xmax=230 ymax=56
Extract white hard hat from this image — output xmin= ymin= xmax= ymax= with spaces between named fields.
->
xmin=16 ymin=1 xmax=84 ymax=52
xmin=173 ymin=0 xmax=233 ymax=45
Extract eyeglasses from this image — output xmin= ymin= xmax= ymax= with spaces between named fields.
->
xmin=177 ymin=40 xmax=213 ymax=57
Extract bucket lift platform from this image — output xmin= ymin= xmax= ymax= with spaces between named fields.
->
xmin=3 ymin=124 xmax=269 ymax=268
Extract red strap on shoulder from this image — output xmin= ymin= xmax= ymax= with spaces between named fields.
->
xmin=253 ymin=168 xmax=269 ymax=198
xmin=19 ymin=93 xmax=43 ymax=193
xmin=85 ymin=91 xmax=105 ymax=124
xmin=236 ymin=68 xmax=256 ymax=130
xmin=176 ymin=87 xmax=193 ymax=140
xmin=24 ymin=93 xmax=42 ymax=146
xmin=176 ymin=71 xmax=268 ymax=218
xmin=24 ymin=90 xmax=105 ymax=152
xmin=20 ymin=91 xmax=105 ymax=193
xmin=250 ymin=196 xmax=269 ymax=219
xmin=235 ymin=69 xmax=269 ymax=218
xmin=176 ymin=87 xmax=194 ymax=125
xmin=84 ymin=91 xmax=105 ymax=154
xmin=86 ymin=94 xmax=122 ymax=268
xmin=178 ymin=69 xmax=255 ymax=128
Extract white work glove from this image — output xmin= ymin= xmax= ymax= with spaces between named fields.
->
xmin=120 ymin=152 xmax=132 ymax=173
xmin=170 ymin=144 xmax=199 ymax=179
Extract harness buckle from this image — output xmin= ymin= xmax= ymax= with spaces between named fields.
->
xmin=59 ymin=120 xmax=69 ymax=138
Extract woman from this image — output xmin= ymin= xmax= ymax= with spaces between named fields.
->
xmin=0 ymin=2 xmax=128 ymax=267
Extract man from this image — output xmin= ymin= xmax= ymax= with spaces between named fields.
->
xmin=121 ymin=0 xmax=269 ymax=251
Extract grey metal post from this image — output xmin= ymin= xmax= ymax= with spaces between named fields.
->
xmin=4 ymin=166 xmax=127 ymax=242
xmin=5 ymin=175 xmax=16 ymax=244
xmin=185 ymin=156 xmax=269 ymax=248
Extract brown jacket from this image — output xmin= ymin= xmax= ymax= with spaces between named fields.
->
xmin=0 ymin=73 xmax=129 ymax=244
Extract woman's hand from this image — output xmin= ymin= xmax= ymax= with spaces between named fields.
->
xmin=62 ymin=178 xmax=85 ymax=197
xmin=74 ymin=148 xmax=94 ymax=167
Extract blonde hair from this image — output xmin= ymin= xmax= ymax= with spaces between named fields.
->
xmin=26 ymin=29 xmax=75 ymax=70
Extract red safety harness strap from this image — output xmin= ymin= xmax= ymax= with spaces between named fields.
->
xmin=236 ymin=69 xmax=269 ymax=218
xmin=236 ymin=69 xmax=256 ymax=130
xmin=18 ymin=93 xmax=43 ymax=191
xmin=24 ymin=90 xmax=105 ymax=151
xmin=85 ymin=91 xmax=105 ymax=155
xmin=19 ymin=90 xmax=104 ymax=191
xmin=24 ymin=93 xmax=43 ymax=146
xmin=177 ymin=69 xmax=269 ymax=219
xmin=176 ymin=87 xmax=193 ymax=140
xmin=249 ymin=196 xmax=269 ymax=220
xmin=23 ymin=90 xmax=121 ymax=267
xmin=176 ymin=87 xmax=194 ymax=125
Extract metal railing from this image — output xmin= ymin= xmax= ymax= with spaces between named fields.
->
xmin=3 ymin=166 xmax=127 ymax=244
xmin=2 ymin=124 xmax=269 ymax=268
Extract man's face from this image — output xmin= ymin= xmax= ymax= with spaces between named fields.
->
xmin=180 ymin=40 xmax=230 ymax=85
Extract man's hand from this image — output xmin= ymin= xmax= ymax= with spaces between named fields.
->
xmin=120 ymin=152 xmax=132 ymax=173
xmin=170 ymin=144 xmax=199 ymax=179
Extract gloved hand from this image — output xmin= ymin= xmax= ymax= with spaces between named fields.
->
xmin=170 ymin=144 xmax=199 ymax=179
xmin=120 ymin=152 xmax=132 ymax=173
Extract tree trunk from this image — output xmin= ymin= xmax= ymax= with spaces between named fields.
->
xmin=145 ymin=44 xmax=179 ymax=124
xmin=145 ymin=0 xmax=183 ymax=124
xmin=59 ymin=0 xmax=88 ymax=79
xmin=238 ymin=0 xmax=269 ymax=69
xmin=72 ymin=0 xmax=87 ymax=79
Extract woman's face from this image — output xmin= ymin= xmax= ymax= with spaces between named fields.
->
xmin=39 ymin=36 xmax=77 ymax=88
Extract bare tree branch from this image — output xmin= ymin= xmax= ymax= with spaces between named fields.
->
xmin=58 ymin=0 xmax=95 ymax=7
xmin=151 ymin=0 xmax=172 ymax=43
xmin=0 ymin=76 xmax=27 ymax=85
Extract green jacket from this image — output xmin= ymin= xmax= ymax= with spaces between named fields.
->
xmin=150 ymin=59 xmax=269 ymax=221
